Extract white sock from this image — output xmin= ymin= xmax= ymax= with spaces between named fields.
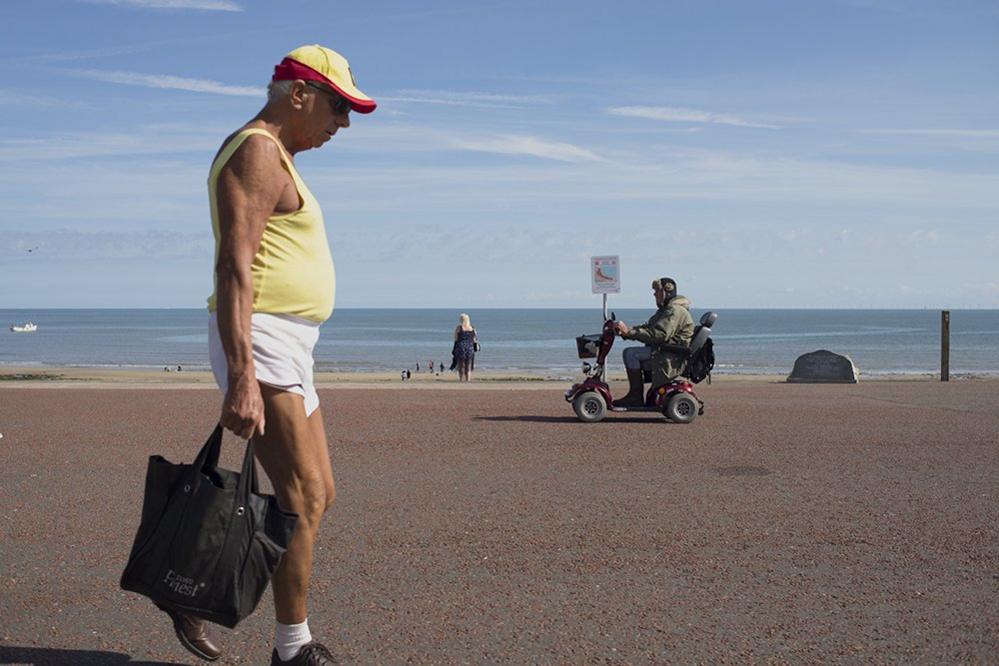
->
xmin=274 ymin=620 xmax=311 ymax=661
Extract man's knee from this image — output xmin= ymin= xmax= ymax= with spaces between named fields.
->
xmin=308 ymin=473 xmax=335 ymax=517
xmin=287 ymin=476 xmax=330 ymax=528
xmin=622 ymin=347 xmax=647 ymax=369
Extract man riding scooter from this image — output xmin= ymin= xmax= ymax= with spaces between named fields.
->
xmin=612 ymin=277 xmax=695 ymax=407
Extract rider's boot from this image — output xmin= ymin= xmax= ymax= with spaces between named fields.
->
xmin=615 ymin=368 xmax=646 ymax=407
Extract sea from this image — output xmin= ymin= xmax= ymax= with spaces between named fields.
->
xmin=2 ymin=308 xmax=998 ymax=378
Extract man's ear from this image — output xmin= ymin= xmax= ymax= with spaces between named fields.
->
xmin=289 ymin=79 xmax=309 ymax=109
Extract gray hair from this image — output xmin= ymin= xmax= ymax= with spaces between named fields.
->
xmin=267 ymin=79 xmax=294 ymax=102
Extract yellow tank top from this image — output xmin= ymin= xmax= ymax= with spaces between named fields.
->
xmin=206 ymin=128 xmax=335 ymax=323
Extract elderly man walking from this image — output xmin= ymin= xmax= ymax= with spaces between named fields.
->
xmin=157 ymin=45 xmax=374 ymax=665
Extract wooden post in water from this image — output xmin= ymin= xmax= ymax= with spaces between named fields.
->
xmin=940 ymin=310 xmax=950 ymax=382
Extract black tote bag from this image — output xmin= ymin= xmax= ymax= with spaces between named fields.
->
xmin=120 ymin=425 xmax=297 ymax=628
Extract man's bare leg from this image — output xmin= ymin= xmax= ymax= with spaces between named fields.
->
xmin=253 ymin=384 xmax=335 ymax=624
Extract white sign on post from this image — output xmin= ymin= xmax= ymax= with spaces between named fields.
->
xmin=591 ymin=255 xmax=620 ymax=294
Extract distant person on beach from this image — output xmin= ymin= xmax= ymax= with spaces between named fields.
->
xmin=202 ymin=44 xmax=375 ymax=666
xmin=452 ymin=313 xmax=478 ymax=382
xmin=416 ymin=361 xmax=420 ymax=373
xmin=613 ymin=277 xmax=694 ymax=406
xmin=439 ymin=361 xmax=444 ymax=374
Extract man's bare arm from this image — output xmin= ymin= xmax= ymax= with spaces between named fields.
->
xmin=214 ymin=134 xmax=287 ymax=438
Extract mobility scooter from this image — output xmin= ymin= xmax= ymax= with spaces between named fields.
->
xmin=565 ymin=311 xmax=717 ymax=423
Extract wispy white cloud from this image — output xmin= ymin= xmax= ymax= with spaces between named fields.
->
xmin=0 ymin=121 xmax=442 ymax=163
xmin=450 ymin=134 xmax=603 ymax=162
xmin=598 ymin=126 xmax=703 ymax=135
xmin=859 ymin=128 xmax=999 ymax=138
xmin=5 ymin=121 xmax=998 ymax=221
xmin=77 ymin=0 xmax=243 ymax=10
xmin=306 ymin=149 xmax=999 ymax=214
xmin=380 ymin=89 xmax=556 ymax=109
xmin=378 ymin=96 xmax=517 ymax=109
xmin=8 ymin=42 xmax=187 ymax=65
xmin=607 ymin=105 xmax=781 ymax=129
xmin=66 ymin=69 xmax=263 ymax=96
xmin=905 ymin=229 xmax=941 ymax=246
xmin=0 ymin=91 xmax=63 ymax=106
xmin=337 ymin=123 xmax=604 ymax=162
xmin=0 ymin=125 xmax=224 ymax=161
xmin=0 ymin=157 xmax=208 ymax=226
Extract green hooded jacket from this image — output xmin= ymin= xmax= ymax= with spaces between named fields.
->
xmin=623 ymin=295 xmax=695 ymax=386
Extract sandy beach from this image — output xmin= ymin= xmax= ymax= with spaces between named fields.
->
xmin=0 ymin=366 xmax=783 ymax=392
xmin=0 ymin=378 xmax=996 ymax=663
xmin=0 ymin=365 xmax=951 ymax=391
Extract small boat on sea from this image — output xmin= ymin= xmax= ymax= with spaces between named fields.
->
xmin=10 ymin=321 xmax=37 ymax=333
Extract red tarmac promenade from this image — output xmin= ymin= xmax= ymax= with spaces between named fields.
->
xmin=1 ymin=379 xmax=997 ymax=663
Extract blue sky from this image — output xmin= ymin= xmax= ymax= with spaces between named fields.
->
xmin=1 ymin=0 xmax=997 ymax=309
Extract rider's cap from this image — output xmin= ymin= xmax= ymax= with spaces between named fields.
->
xmin=272 ymin=44 xmax=376 ymax=114
xmin=652 ymin=277 xmax=677 ymax=291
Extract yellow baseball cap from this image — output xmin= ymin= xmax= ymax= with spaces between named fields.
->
xmin=272 ymin=44 xmax=376 ymax=114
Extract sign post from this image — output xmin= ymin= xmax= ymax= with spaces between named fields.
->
xmin=591 ymin=255 xmax=620 ymax=320
xmin=941 ymin=310 xmax=950 ymax=382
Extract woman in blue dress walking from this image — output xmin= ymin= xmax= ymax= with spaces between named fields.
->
xmin=452 ymin=313 xmax=478 ymax=382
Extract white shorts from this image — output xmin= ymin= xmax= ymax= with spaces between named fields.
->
xmin=209 ymin=312 xmax=322 ymax=417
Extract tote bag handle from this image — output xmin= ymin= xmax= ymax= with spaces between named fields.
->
xmin=189 ymin=425 xmax=259 ymax=496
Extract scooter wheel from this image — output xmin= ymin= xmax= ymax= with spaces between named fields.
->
xmin=664 ymin=392 xmax=698 ymax=423
xmin=573 ymin=391 xmax=607 ymax=423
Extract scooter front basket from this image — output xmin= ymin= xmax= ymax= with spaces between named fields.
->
xmin=576 ymin=334 xmax=602 ymax=359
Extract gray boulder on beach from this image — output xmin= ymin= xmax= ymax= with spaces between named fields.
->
xmin=787 ymin=350 xmax=859 ymax=383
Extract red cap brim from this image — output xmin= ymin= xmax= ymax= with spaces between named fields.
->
xmin=272 ymin=57 xmax=376 ymax=114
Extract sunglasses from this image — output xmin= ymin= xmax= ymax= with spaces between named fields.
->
xmin=305 ymin=81 xmax=351 ymax=115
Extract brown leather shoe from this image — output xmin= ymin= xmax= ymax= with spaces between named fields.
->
xmin=155 ymin=602 xmax=222 ymax=662
xmin=270 ymin=640 xmax=337 ymax=665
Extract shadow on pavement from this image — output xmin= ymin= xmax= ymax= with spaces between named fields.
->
xmin=475 ymin=415 xmax=671 ymax=424
xmin=474 ymin=415 xmax=582 ymax=423
xmin=0 ymin=646 xmax=181 ymax=665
